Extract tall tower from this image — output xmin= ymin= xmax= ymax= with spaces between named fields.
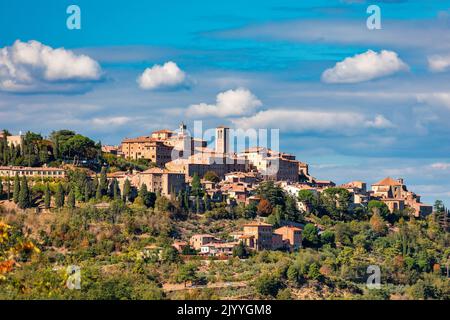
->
xmin=215 ymin=126 xmax=229 ymax=154
xmin=179 ymin=122 xmax=187 ymax=136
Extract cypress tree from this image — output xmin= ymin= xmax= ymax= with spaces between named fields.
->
xmin=203 ymin=193 xmax=211 ymax=211
xmin=99 ymin=167 xmax=108 ymax=196
xmin=55 ymin=183 xmax=65 ymax=208
xmin=95 ymin=182 xmax=102 ymax=200
xmin=178 ymin=190 xmax=184 ymax=209
xmin=113 ymin=179 xmax=120 ymax=200
xmin=139 ymin=183 xmax=149 ymax=207
xmin=196 ymin=195 xmax=201 ymax=214
xmin=13 ymin=173 xmax=20 ymax=203
xmin=44 ymin=183 xmax=51 ymax=209
xmin=92 ymin=176 xmax=99 ymax=193
xmin=84 ymin=183 xmax=90 ymax=202
xmin=6 ymin=179 xmax=10 ymax=201
xmin=123 ymin=179 xmax=131 ymax=203
xmin=18 ymin=176 xmax=30 ymax=209
xmin=67 ymin=187 xmax=75 ymax=209
xmin=191 ymin=173 xmax=202 ymax=196
xmin=184 ymin=191 xmax=189 ymax=211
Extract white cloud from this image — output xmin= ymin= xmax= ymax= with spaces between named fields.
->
xmin=91 ymin=116 xmax=131 ymax=127
xmin=321 ymin=50 xmax=408 ymax=84
xmin=417 ymin=93 xmax=450 ymax=109
xmin=365 ymin=114 xmax=395 ymax=129
xmin=428 ymin=54 xmax=450 ymax=72
xmin=0 ymin=40 xmax=102 ymax=92
xmin=137 ymin=61 xmax=188 ymax=90
xmin=232 ymin=109 xmax=394 ymax=133
xmin=430 ymin=162 xmax=450 ymax=170
xmin=187 ymin=88 xmax=262 ymax=117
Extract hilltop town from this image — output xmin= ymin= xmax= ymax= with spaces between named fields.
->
xmin=0 ymin=126 xmax=448 ymax=300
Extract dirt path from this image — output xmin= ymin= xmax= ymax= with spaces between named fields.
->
xmin=163 ymin=281 xmax=248 ymax=292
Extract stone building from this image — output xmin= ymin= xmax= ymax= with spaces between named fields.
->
xmin=120 ymin=123 xmax=207 ymax=167
xmin=121 ymin=136 xmax=174 ymax=167
xmin=241 ymin=221 xmax=273 ymax=251
xmin=0 ymin=131 xmax=24 ymax=148
xmin=239 ymin=147 xmax=300 ymax=182
xmin=371 ymin=177 xmax=432 ymax=217
xmin=127 ymin=167 xmax=186 ymax=197
xmin=0 ymin=166 xmax=66 ymax=178
xmin=274 ymin=226 xmax=302 ymax=250
xmin=340 ymin=181 xmax=369 ymax=205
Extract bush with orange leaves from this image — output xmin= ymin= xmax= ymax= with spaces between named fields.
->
xmin=0 ymin=221 xmax=40 ymax=280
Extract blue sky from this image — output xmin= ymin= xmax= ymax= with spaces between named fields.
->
xmin=1 ymin=0 xmax=450 ymax=205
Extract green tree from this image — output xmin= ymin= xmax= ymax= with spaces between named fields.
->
xmin=321 ymin=187 xmax=352 ymax=220
xmin=95 ymin=181 xmax=102 ymax=200
xmin=6 ymin=179 xmax=10 ymax=201
xmin=156 ymin=194 xmax=172 ymax=212
xmin=253 ymin=274 xmax=283 ymax=297
xmin=161 ymin=246 xmax=180 ymax=264
xmin=67 ymin=187 xmax=76 ymax=209
xmin=287 ymin=265 xmax=301 ymax=284
xmin=183 ymin=192 xmax=189 ymax=211
xmin=44 ymin=183 xmax=51 ymax=209
xmin=13 ymin=173 xmax=20 ymax=203
xmin=123 ymin=179 xmax=131 ymax=203
xmin=255 ymin=181 xmax=285 ymax=207
xmin=18 ymin=176 xmax=30 ymax=209
xmin=302 ymin=223 xmax=320 ymax=247
xmin=335 ymin=223 xmax=354 ymax=246
xmin=307 ymin=263 xmax=323 ymax=281
xmin=99 ymin=167 xmax=108 ymax=196
xmin=203 ymin=193 xmax=211 ymax=211
xmin=84 ymin=183 xmax=90 ymax=202
xmin=181 ymin=244 xmax=196 ymax=255
xmin=297 ymin=189 xmax=318 ymax=213
xmin=203 ymin=171 xmax=220 ymax=183
xmin=232 ymin=242 xmax=249 ymax=258
xmin=139 ymin=183 xmax=156 ymax=208
xmin=191 ymin=173 xmax=203 ymax=197
xmin=177 ymin=263 xmax=198 ymax=287
xmin=109 ymin=199 xmax=126 ymax=224
xmin=320 ymin=230 xmax=335 ymax=246
xmin=195 ymin=195 xmax=201 ymax=214
xmin=55 ymin=183 xmax=65 ymax=208
xmin=109 ymin=178 xmax=120 ymax=200
xmin=368 ymin=200 xmax=390 ymax=219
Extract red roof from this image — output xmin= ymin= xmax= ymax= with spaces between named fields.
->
xmin=372 ymin=177 xmax=402 ymax=186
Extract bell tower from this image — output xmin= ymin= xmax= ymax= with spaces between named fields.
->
xmin=215 ymin=126 xmax=229 ymax=154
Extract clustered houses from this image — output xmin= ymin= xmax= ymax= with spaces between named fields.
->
xmin=182 ymin=221 xmax=303 ymax=257
xmin=1 ymin=126 xmax=434 ymax=222
xmin=199 ymin=171 xmax=260 ymax=205
xmin=370 ymin=177 xmax=432 ymax=217
xmin=239 ymin=147 xmax=300 ymax=182
xmin=120 ymin=123 xmax=207 ymax=168
xmin=101 ymin=145 xmax=120 ymax=156
xmin=339 ymin=181 xmax=369 ymax=205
